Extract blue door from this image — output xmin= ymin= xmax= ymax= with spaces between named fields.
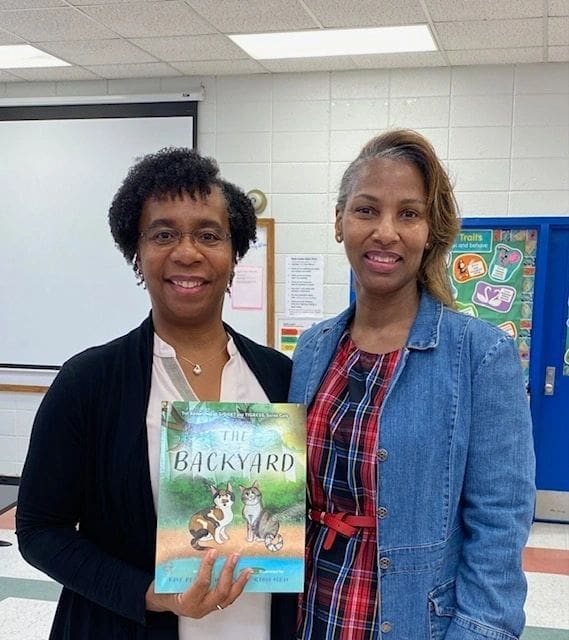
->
xmin=532 ymin=225 xmax=569 ymax=522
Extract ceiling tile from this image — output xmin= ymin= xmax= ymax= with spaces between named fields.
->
xmin=0 ymin=0 xmax=65 ymax=7
xmin=36 ymin=39 xmax=157 ymax=65
xmin=435 ymin=18 xmax=543 ymax=49
xmin=132 ymin=34 xmax=247 ymax=61
xmin=69 ymin=0 xmax=163 ymax=3
xmin=0 ymin=8 xmax=116 ymax=41
xmin=259 ymin=56 xmax=356 ymax=72
xmin=549 ymin=46 xmax=569 ymax=61
xmin=425 ymin=0 xmax=543 ymax=21
xmin=0 ymin=28 xmax=24 ymax=44
xmin=66 ymin=0 xmax=163 ymax=7
xmin=549 ymin=0 xmax=569 ymax=16
xmin=353 ymin=51 xmax=447 ymax=69
xmin=303 ymin=0 xmax=427 ymax=27
xmin=170 ymin=59 xmax=267 ymax=75
xmin=0 ymin=2 xmax=563 ymax=83
xmin=549 ymin=17 xmax=569 ymax=44
xmin=6 ymin=66 xmax=101 ymax=81
xmin=84 ymin=61 xmax=181 ymax=78
xmin=447 ymin=48 xmax=543 ymax=65
xmin=79 ymin=1 xmax=216 ymax=38
xmin=186 ymin=0 xmax=317 ymax=33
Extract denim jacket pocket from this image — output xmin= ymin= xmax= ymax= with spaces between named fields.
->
xmin=428 ymin=579 xmax=456 ymax=640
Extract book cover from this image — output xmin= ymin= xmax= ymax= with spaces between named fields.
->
xmin=155 ymin=401 xmax=306 ymax=594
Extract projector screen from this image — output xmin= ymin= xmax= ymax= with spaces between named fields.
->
xmin=0 ymin=101 xmax=197 ymax=368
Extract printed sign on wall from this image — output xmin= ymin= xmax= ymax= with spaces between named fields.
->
xmin=277 ymin=318 xmax=319 ymax=357
xmin=448 ymin=229 xmax=537 ymax=387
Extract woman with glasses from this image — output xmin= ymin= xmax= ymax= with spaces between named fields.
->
xmin=16 ymin=148 xmax=296 ymax=640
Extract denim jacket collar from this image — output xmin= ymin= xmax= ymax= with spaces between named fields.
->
xmin=407 ymin=289 xmax=443 ymax=350
xmin=317 ymin=289 xmax=443 ymax=351
xmin=291 ymin=290 xmax=445 ymax=407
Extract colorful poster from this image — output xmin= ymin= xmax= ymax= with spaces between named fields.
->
xmin=449 ymin=229 xmax=537 ymax=387
xmin=277 ymin=318 xmax=319 ymax=356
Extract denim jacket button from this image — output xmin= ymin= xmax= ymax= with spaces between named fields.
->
xmin=377 ymin=507 xmax=388 ymax=518
xmin=380 ymin=621 xmax=392 ymax=633
xmin=379 ymin=557 xmax=390 ymax=569
xmin=377 ymin=448 xmax=388 ymax=461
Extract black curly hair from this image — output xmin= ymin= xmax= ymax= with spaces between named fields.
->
xmin=108 ymin=147 xmax=256 ymax=267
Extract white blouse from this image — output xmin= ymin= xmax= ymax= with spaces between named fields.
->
xmin=147 ymin=333 xmax=271 ymax=640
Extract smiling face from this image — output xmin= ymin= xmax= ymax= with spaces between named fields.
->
xmin=336 ymin=157 xmax=430 ymax=307
xmin=136 ymin=188 xmax=234 ymax=333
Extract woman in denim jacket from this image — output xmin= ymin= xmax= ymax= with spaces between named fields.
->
xmin=289 ymin=130 xmax=535 ymax=640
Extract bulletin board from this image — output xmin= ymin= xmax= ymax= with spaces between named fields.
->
xmin=223 ymin=218 xmax=275 ymax=347
xmin=448 ymin=227 xmax=537 ymax=388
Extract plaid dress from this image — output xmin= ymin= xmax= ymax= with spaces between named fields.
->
xmin=297 ymin=334 xmax=401 ymax=640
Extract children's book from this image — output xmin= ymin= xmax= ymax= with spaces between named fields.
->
xmin=155 ymin=401 xmax=306 ymax=594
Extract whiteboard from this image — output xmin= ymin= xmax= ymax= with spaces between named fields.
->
xmin=0 ymin=103 xmax=197 ymax=368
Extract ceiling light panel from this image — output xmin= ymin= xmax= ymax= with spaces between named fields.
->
xmin=230 ymin=25 xmax=437 ymax=59
xmin=0 ymin=44 xmax=69 ymax=68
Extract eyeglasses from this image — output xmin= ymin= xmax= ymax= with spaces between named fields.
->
xmin=139 ymin=227 xmax=232 ymax=249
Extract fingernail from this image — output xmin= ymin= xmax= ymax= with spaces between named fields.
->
xmin=208 ymin=549 xmax=218 ymax=561
xmin=230 ymin=553 xmax=240 ymax=565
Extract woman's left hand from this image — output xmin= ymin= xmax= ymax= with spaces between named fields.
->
xmin=145 ymin=549 xmax=252 ymax=618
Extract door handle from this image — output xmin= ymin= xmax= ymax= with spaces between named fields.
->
xmin=544 ymin=366 xmax=556 ymax=396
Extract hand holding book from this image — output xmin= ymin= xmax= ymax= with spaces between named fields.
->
xmin=145 ymin=549 xmax=253 ymax=617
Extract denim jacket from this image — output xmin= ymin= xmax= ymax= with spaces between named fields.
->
xmin=289 ymin=291 xmax=535 ymax=640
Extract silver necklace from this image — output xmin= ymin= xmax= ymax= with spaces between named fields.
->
xmin=178 ymin=341 xmax=228 ymax=376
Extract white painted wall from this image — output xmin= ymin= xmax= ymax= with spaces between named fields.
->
xmin=1 ymin=62 xmax=568 ymax=476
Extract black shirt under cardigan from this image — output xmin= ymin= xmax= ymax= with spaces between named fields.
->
xmin=16 ymin=316 xmax=297 ymax=640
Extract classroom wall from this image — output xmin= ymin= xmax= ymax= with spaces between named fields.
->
xmin=1 ymin=62 xmax=568 ymax=476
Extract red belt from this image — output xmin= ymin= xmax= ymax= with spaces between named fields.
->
xmin=308 ymin=509 xmax=376 ymax=550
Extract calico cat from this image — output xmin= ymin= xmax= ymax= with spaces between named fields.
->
xmin=188 ymin=483 xmax=234 ymax=551
xmin=238 ymin=480 xmax=284 ymax=552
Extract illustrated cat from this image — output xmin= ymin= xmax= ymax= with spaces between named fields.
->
xmin=188 ymin=483 xmax=234 ymax=551
xmin=238 ymin=480 xmax=283 ymax=552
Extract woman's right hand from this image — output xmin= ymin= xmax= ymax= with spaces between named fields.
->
xmin=145 ymin=550 xmax=252 ymax=618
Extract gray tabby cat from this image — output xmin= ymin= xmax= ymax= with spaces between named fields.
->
xmin=238 ymin=480 xmax=284 ymax=552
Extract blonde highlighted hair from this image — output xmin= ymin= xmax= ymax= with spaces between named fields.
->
xmin=337 ymin=129 xmax=461 ymax=308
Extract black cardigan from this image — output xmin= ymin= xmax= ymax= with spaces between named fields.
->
xmin=16 ymin=316 xmax=297 ymax=640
